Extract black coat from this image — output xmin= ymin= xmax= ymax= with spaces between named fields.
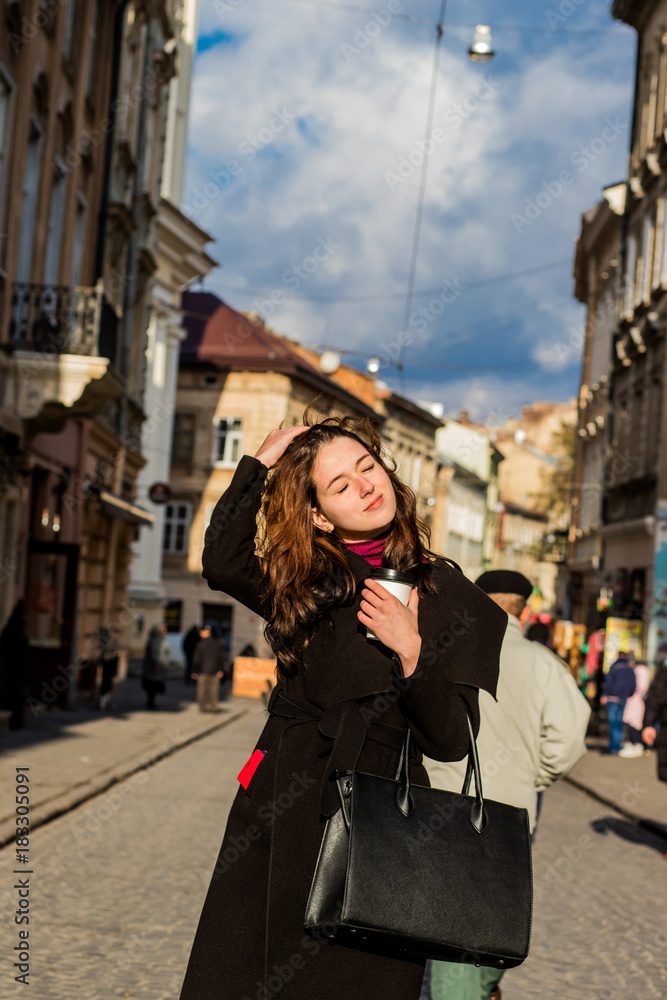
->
xmin=179 ymin=456 xmax=507 ymax=1000
xmin=644 ymin=666 xmax=667 ymax=782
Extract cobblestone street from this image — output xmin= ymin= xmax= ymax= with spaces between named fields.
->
xmin=2 ymin=703 xmax=666 ymax=1000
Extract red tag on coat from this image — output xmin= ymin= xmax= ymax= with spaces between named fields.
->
xmin=237 ymin=749 xmax=267 ymax=789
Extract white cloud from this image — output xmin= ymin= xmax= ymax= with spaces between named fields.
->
xmin=184 ymin=2 xmax=634 ymax=417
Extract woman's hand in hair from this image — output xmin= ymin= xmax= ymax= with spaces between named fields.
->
xmin=358 ymin=580 xmax=422 ymax=677
xmin=254 ymin=426 xmax=310 ymax=469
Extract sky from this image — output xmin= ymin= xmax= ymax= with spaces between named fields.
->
xmin=182 ymin=0 xmax=636 ymax=421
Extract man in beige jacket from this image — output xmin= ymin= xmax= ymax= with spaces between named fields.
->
xmin=427 ymin=570 xmax=591 ymax=1000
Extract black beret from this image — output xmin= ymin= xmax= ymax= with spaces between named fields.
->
xmin=474 ymin=570 xmax=533 ymax=599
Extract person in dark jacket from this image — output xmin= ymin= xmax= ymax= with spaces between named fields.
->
xmin=0 ymin=600 xmax=32 ymax=729
xmin=178 ymin=414 xmax=507 ymax=1000
xmin=182 ymin=624 xmax=201 ymax=684
xmin=192 ymin=625 xmax=227 ymax=712
xmin=141 ymin=625 xmax=169 ymax=710
xmin=601 ymin=651 xmax=637 ymax=754
xmin=92 ymin=626 xmax=119 ymax=711
xmin=642 ymin=660 xmax=667 ymax=781
xmin=526 ymin=620 xmax=550 ymax=647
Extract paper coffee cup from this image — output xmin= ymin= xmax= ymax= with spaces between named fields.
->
xmin=364 ymin=568 xmax=414 ymax=641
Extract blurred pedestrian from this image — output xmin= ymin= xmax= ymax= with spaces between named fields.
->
xmin=427 ymin=569 xmax=590 ymax=1000
xmin=619 ymin=660 xmax=651 ymax=757
xmin=192 ymin=625 xmax=227 ymax=712
xmin=142 ymin=624 xmax=169 ymax=710
xmin=601 ymin=651 xmax=636 ymax=755
xmin=526 ymin=620 xmax=550 ymax=646
xmin=182 ymin=624 xmax=201 ymax=684
xmin=94 ymin=626 xmax=119 ymax=711
xmin=642 ymin=660 xmax=667 ymax=781
xmin=0 ymin=600 xmax=32 ymax=729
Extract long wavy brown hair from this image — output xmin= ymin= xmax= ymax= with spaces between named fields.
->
xmin=258 ymin=409 xmax=439 ymax=678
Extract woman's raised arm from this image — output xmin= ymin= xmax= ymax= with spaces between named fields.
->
xmin=202 ymin=426 xmax=310 ymax=618
xmin=202 ymin=456 xmax=270 ymax=617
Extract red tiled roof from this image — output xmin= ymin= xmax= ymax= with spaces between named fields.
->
xmin=180 ymin=291 xmax=377 ymax=417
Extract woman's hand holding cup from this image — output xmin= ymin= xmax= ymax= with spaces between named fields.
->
xmin=358 ymin=575 xmax=421 ymax=677
xmin=254 ymin=426 xmax=310 ymax=469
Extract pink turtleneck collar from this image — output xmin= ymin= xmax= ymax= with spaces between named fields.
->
xmin=343 ymin=533 xmax=388 ymax=567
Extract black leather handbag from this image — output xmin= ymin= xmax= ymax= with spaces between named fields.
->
xmin=304 ymin=708 xmax=533 ymax=969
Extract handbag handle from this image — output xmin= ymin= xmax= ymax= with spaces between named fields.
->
xmin=395 ymin=704 xmax=487 ymax=833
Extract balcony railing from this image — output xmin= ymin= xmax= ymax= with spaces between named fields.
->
xmin=8 ymin=280 xmax=117 ymax=362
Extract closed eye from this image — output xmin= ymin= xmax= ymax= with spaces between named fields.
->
xmin=337 ymin=464 xmax=374 ymax=493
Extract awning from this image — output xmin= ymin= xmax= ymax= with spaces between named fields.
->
xmin=94 ymin=487 xmax=155 ymax=527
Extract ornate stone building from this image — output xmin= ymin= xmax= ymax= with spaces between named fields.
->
xmin=127 ymin=0 xmax=216 ymax=663
xmin=568 ymin=184 xmax=624 ymax=630
xmin=605 ymin=0 xmax=667 ymax=659
xmin=0 ymin=0 xmax=182 ymax=707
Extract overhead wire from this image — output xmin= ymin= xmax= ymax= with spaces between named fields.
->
xmin=397 ymin=0 xmax=447 ymax=393
xmin=209 ymin=259 xmax=570 ymax=304
xmin=286 ymin=0 xmax=629 ymax=34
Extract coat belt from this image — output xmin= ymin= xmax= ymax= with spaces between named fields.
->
xmin=267 ymin=687 xmax=422 ymax=817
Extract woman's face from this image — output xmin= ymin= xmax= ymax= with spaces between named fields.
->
xmin=310 ymin=437 xmax=396 ymax=543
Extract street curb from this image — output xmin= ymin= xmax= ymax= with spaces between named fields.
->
xmin=0 ymin=708 xmax=250 ymax=849
xmin=564 ymin=773 xmax=650 ymax=825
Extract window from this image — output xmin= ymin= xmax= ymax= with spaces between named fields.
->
xmin=164 ymin=599 xmax=182 ymax=633
xmin=171 ymin=413 xmax=196 ymax=465
xmin=0 ymin=70 xmax=15 ymax=261
xmin=653 ymin=199 xmax=664 ymax=290
xmin=411 ymin=455 xmax=422 ymax=493
xmin=213 ymin=417 xmax=243 ymax=466
xmin=659 ymin=202 xmax=667 ymax=287
xmin=70 ymin=193 xmax=87 ymax=286
xmin=44 ymin=160 xmax=67 ymax=285
xmin=624 ymin=235 xmax=637 ymax=317
xmin=85 ymin=1 xmax=99 ymax=99
xmin=656 ymin=42 xmax=667 ymax=138
xmin=62 ymin=0 xmax=77 ymax=62
xmin=17 ymin=119 xmax=44 ymax=284
xmin=163 ymin=502 xmax=191 ymax=554
xmin=640 ymin=213 xmax=654 ymax=303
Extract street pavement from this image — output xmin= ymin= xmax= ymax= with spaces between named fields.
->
xmin=0 ymin=676 xmax=249 ymax=847
xmin=1 ymin=694 xmax=667 ymax=999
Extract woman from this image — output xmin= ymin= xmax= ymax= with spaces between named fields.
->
xmin=179 ymin=415 xmax=507 ymax=1000
xmin=141 ymin=624 xmax=169 ymax=710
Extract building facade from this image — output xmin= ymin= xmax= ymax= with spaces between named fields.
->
xmin=490 ymin=402 xmax=577 ymax=612
xmin=568 ymin=184 xmax=624 ymax=630
xmin=608 ymin=0 xmax=667 ymax=660
xmin=127 ymin=0 xmax=217 ymax=664
xmin=428 ymin=416 xmax=499 ymax=581
xmin=0 ymin=0 xmax=180 ymax=708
